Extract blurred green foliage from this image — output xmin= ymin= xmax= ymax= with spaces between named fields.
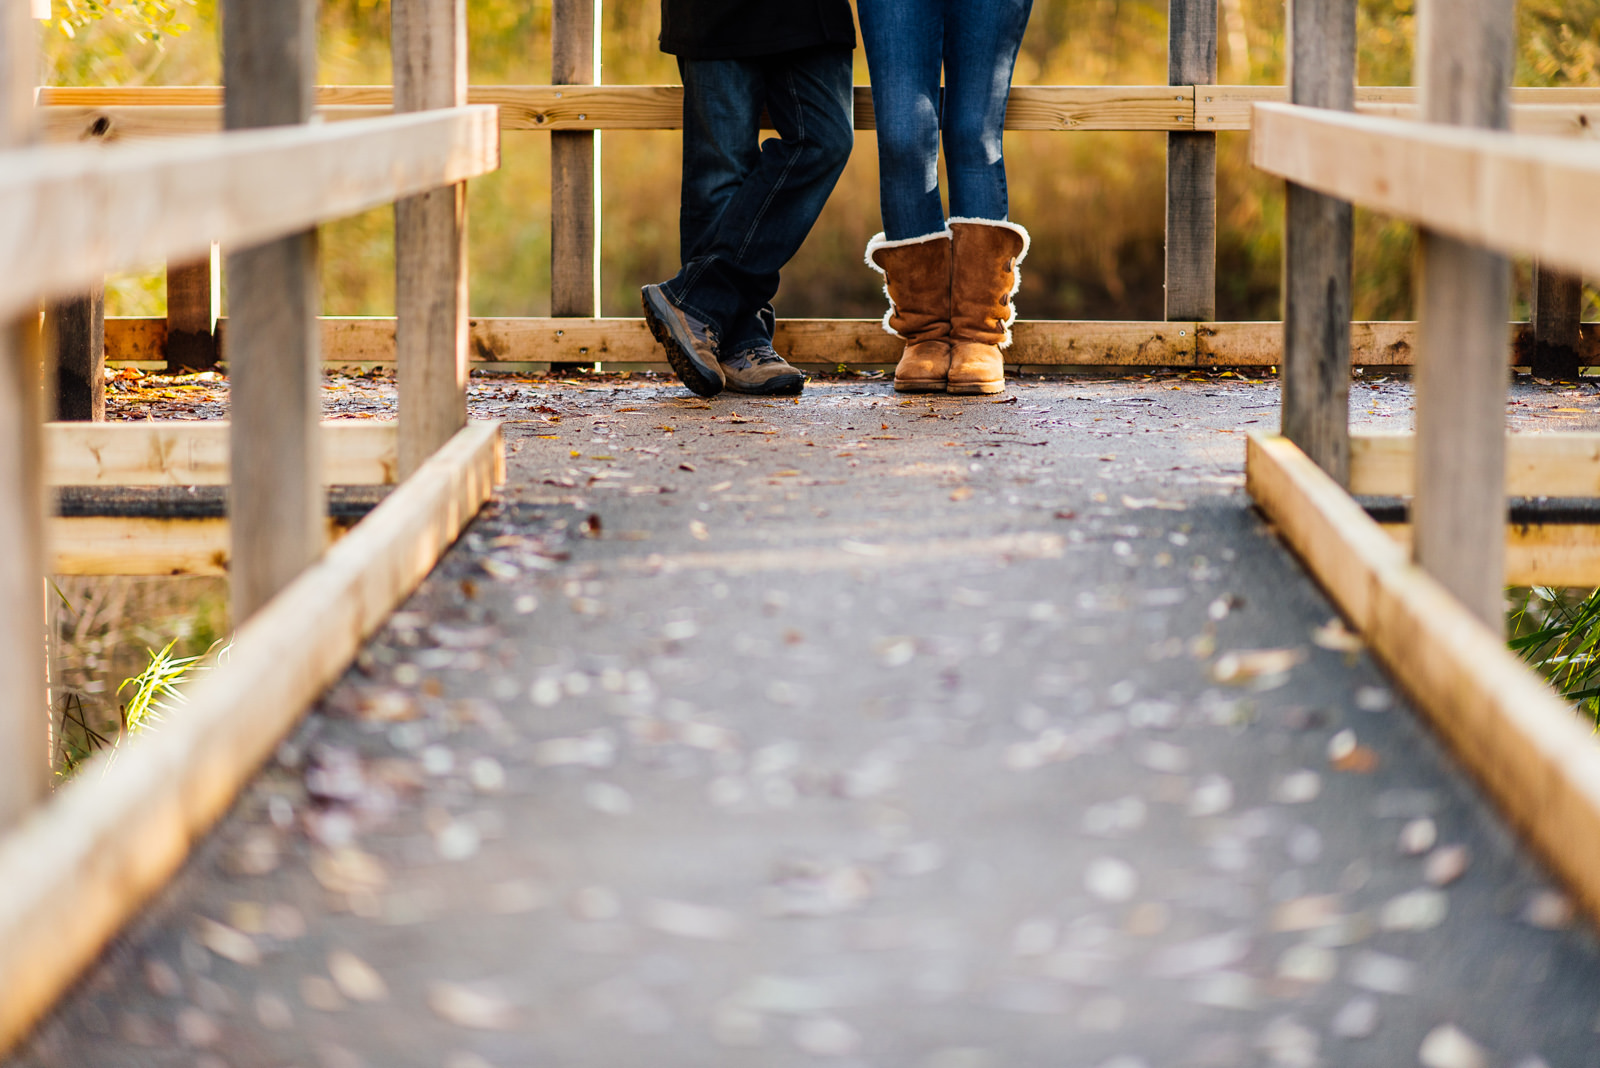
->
xmin=40 ymin=0 xmax=1600 ymax=325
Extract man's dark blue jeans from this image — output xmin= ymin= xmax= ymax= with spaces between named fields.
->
xmin=659 ymin=46 xmax=854 ymax=357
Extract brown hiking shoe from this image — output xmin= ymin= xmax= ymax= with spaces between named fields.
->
xmin=641 ymin=283 xmax=725 ymax=397
xmin=721 ymin=344 xmax=805 ymax=395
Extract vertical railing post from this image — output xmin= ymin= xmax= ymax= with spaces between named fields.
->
xmin=0 ymin=0 xmax=47 ymax=827
xmin=551 ymin=0 xmax=600 ymax=320
xmin=49 ymin=291 xmax=104 ymax=421
xmin=1412 ymin=0 xmax=1515 ymax=627
xmin=1165 ymin=0 xmax=1217 ymax=324
xmin=1531 ymin=264 xmax=1583 ymax=381
xmin=394 ymin=0 xmax=468 ymax=477
xmin=165 ymin=254 xmax=219 ymax=372
xmin=1280 ymin=0 xmax=1356 ymax=484
xmin=221 ymin=0 xmax=322 ymax=621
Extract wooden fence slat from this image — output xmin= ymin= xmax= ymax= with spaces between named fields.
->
xmin=0 ymin=108 xmax=499 ymax=323
xmin=393 ymin=0 xmax=469 ymax=478
xmin=221 ymin=0 xmax=323 ymax=622
xmin=0 ymin=0 xmax=46 ymax=832
xmin=44 ymin=421 xmax=400 ymax=487
xmin=165 ymin=256 xmax=217 ymax=372
xmin=551 ymin=0 xmax=600 ymax=319
xmin=48 ymin=291 xmax=104 ymax=422
xmin=1533 ymin=265 xmax=1584 ymax=380
xmin=1410 ymin=0 xmax=1516 ymax=628
xmin=1165 ymin=0 xmax=1217 ymax=322
xmin=1279 ymin=0 xmax=1356 ymax=485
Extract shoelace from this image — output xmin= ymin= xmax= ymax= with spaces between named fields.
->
xmin=734 ymin=345 xmax=783 ymax=365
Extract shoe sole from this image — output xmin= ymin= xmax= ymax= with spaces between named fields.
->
xmin=894 ymin=378 xmax=946 ymax=393
xmin=948 ymin=380 xmax=1005 ymax=395
xmin=641 ymin=285 xmax=723 ymax=398
xmin=725 ymin=373 xmax=805 ymax=396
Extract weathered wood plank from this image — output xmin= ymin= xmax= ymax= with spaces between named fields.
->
xmin=0 ymin=108 xmax=500 ymax=322
xmin=1247 ymin=431 xmax=1600 ymax=929
xmin=164 ymin=256 xmax=217 ymax=372
xmin=551 ymin=0 xmax=600 ymax=319
xmin=0 ymin=0 xmax=46 ymax=832
xmin=1250 ymin=105 xmax=1600 ymax=288
xmin=1378 ymin=520 xmax=1600 ymax=588
xmin=1280 ymin=0 xmax=1356 ymax=485
xmin=1197 ymin=85 xmax=1600 ymax=130
xmin=1165 ymin=0 xmax=1217 ymax=323
xmin=44 ymin=421 xmax=400 ymax=487
xmin=1411 ymin=0 xmax=1515 ymax=629
xmin=0 ymin=421 xmax=501 ymax=1055
xmin=1533 ymin=265 xmax=1584 ymax=380
xmin=37 ymin=85 xmax=1198 ymax=133
xmin=222 ymin=0 xmax=322 ymax=623
xmin=1350 ymin=430 xmax=1600 ymax=498
xmin=48 ymin=291 xmax=104 ymax=422
xmin=393 ymin=0 xmax=469 ymax=477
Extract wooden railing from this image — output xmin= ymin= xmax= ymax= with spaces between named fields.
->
xmin=1246 ymin=0 xmax=1600 ymax=926
xmin=0 ymin=0 xmax=504 ymax=1052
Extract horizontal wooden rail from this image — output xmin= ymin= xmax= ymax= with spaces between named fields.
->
xmin=100 ymin=316 xmax=1599 ymax=370
xmin=1351 ymin=430 xmax=1600 ymax=498
xmin=1246 ymin=432 xmax=1600 ymax=928
xmin=50 ymin=515 xmax=346 ymax=576
xmin=0 ymin=106 xmax=499 ymax=319
xmin=1251 ymin=102 xmax=1600 ymax=279
xmin=0 ymin=420 xmax=502 ymax=1052
xmin=1375 ymin=520 xmax=1600 ymax=588
xmin=46 ymin=420 xmax=398 ymax=487
xmin=40 ymin=85 xmax=1194 ymax=134
xmin=38 ymin=85 xmax=1600 ymax=140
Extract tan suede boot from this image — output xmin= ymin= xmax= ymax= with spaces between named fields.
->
xmin=948 ymin=218 xmax=1029 ymax=395
xmin=866 ymin=230 xmax=952 ymax=393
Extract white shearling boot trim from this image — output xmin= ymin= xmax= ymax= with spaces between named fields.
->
xmin=949 ymin=217 xmax=1030 ymax=349
xmin=863 ymin=227 xmax=952 ymax=274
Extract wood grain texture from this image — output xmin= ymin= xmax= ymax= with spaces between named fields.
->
xmin=393 ymin=0 xmax=469 ymax=478
xmin=1533 ymin=264 xmax=1584 ymax=380
xmin=49 ymin=291 xmax=104 ymax=422
xmin=1350 ymin=430 xmax=1600 ymax=498
xmin=165 ymin=257 xmax=216 ymax=372
xmin=551 ymin=0 xmax=600 ymax=319
xmin=1412 ymin=0 xmax=1516 ymax=629
xmin=1250 ymin=105 xmax=1600 ymax=283
xmin=0 ymin=107 xmax=500 ymax=321
xmin=223 ymin=0 xmax=322 ymax=623
xmin=0 ymin=0 xmax=46 ymax=833
xmin=1165 ymin=0 xmax=1217 ymax=323
xmin=0 ymin=421 xmax=501 ymax=1056
xmin=1279 ymin=0 xmax=1356 ymax=485
xmin=1195 ymin=85 xmax=1600 ymax=130
xmin=1247 ymin=430 xmax=1600 ymax=929
xmin=1379 ymin=521 xmax=1600 ymax=587
xmin=44 ymin=421 xmax=401 ymax=487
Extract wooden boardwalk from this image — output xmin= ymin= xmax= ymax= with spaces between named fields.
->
xmin=10 ymin=373 xmax=1600 ymax=1067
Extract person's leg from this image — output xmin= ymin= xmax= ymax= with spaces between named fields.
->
xmin=939 ymin=0 xmax=1033 ymax=222
xmin=669 ymin=46 xmax=853 ymax=359
xmin=676 ymin=56 xmax=762 ymax=265
xmin=857 ymin=0 xmax=945 ymax=241
xmin=644 ymin=57 xmax=765 ymax=396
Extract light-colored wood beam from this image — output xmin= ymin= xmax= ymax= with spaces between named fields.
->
xmin=0 ymin=106 xmax=500 ymax=321
xmin=1197 ymin=85 xmax=1600 ymax=131
xmin=0 ymin=420 xmax=502 ymax=1056
xmin=1377 ymin=520 xmax=1600 ymax=588
xmin=1250 ymin=103 xmax=1600 ymax=281
xmin=44 ymin=421 xmax=400 ymax=487
xmin=1246 ymin=431 xmax=1600 ymax=929
xmin=1350 ymin=430 xmax=1600 ymax=498
xmin=48 ymin=515 xmax=348 ymax=576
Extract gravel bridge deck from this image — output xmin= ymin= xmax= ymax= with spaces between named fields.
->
xmin=11 ymin=371 xmax=1600 ymax=1068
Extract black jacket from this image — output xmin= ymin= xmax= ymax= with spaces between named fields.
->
xmin=659 ymin=0 xmax=855 ymax=60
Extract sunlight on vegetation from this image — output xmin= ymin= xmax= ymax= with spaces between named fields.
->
xmin=1508 ymin=586 xmax=1600 ymax=728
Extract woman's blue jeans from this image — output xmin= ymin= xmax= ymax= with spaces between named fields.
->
xmin=857 ymin=0 xmax=1034 ymax=241
xmin=661 ymin=47 xmax=854 ymax=356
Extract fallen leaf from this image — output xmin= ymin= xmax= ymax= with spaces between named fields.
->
xmin=328 ymin=951 xmax=388 ymax=1003
xmin=1312 ymin=618 xmax=1363 ymax=653
xmin=1121 ymin=495 xmax=1186 ymax=511
xmin=195 ymin=917 xmax=261 ymax=966
xmin=949 ymin=486 xmax=974 ymax=502
xmin=1210 ymin=648 xmax=1305 ymax=685
xmin=428 ymin=982 xmax=516 ymax=1030
xmin=690 ymin=520 xmax=710 ymax=541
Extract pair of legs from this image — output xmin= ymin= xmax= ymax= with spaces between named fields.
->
xmin=645 ymin=46 xmax=854 ymax=396
xmin=859 ymin=0 xmax=1034 ymax=395
xmin=857 ymin=0 xmax=1033 ymax=241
